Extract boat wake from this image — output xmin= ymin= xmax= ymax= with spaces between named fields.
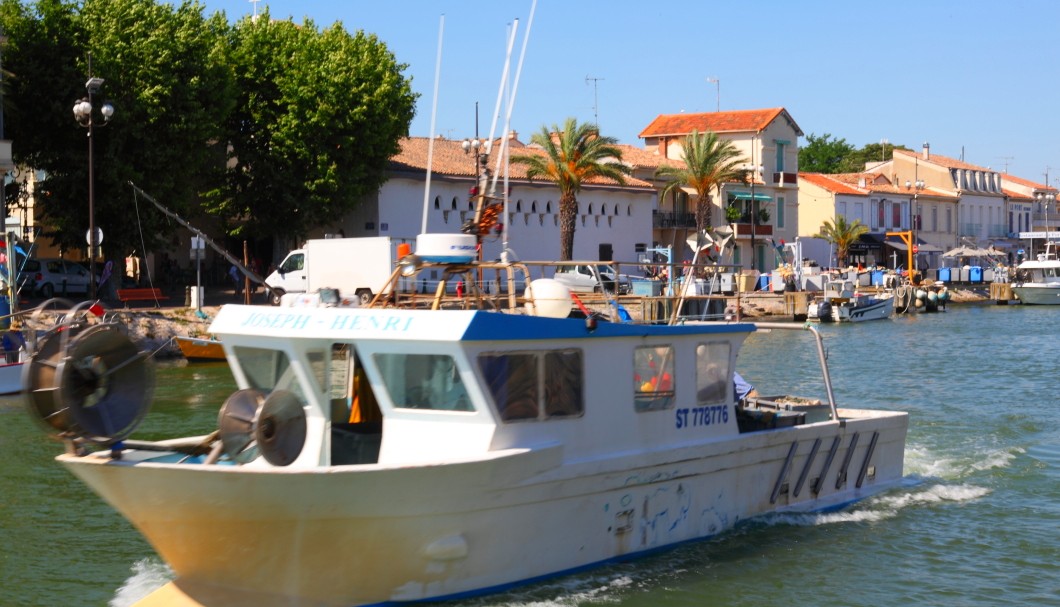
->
xmin=425 ymin=571 xmax=636 ymax=607
xmin=109 ymin=558 xmax=172 ymax=607
xmin=904 ymin=443 xmax=1020 ymax=478
xmin=758 ymin=481 xmax=990 ymax=529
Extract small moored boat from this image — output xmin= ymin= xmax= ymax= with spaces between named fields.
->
xmin=173 ymin=335 xmax=225 ymax=362
xmin=807 ymin=279 xmax=894 ymax=323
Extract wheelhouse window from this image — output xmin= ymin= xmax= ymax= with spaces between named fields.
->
xmin=317 ymin=344 xmax=383 ymax=424
xmin=634 ymin=345 xmax=675 ymax=412
xmin=478 ymin=349 xmax=584 ymax=422
xmin=233 ymin=346 xmax=310 ymax=404
xmin=375 ymin=353 xmax=473 ymax=411
xmin=695 ymin=342 xmax=732 ymax=405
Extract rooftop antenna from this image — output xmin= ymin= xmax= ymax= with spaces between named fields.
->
xmin=997 ymin=156 xmax=1013 ymax=173
xmin=586 ymin=75 xmax=603 ymax=126
xmin=707 ymin=77 xmax=719 ymax=112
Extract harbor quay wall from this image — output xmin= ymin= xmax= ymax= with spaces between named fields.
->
xmin=31 ymin=287 xmax=991 ymax=360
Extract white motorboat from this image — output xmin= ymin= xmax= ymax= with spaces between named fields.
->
xmin=23 ymin=241 xmax=908 ymax=607
xmin=1012 ymin=244 xmax=1060 ymax=305
xmin=807 ymin=279 xmax=894 ymax=323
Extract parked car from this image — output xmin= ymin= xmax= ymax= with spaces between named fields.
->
xmin=553 ymin=263 xmax=633 ymax=294
xmin=26 ymin=258 xmax=97 ymax=297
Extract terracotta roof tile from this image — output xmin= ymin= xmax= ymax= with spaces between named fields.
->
xmin=894 ymin=148 xmax=996 ymax=172
xmin=1000 ymin=172 xmax=1056 ymax=191
xmin=1002 ymin=188 xmax=1035 ymax=201
xmin=612 ymin=144 xmax=682 ymax=169
xmin=389 ymin=137 xmax=653 ymax=189
xmin=797 ymin=172 xmax=866 ymax=196
xmin=799 ymin=171 xmax=958 ymax=199
xmin=638 ymin=108 xmax=803 ymax=138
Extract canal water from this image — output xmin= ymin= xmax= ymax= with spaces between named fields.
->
xmin=1 ymin=304 xmax=1057 ymax=606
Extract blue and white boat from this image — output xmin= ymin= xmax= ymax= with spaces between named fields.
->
xmin=807 ymin=279 xmax=895 ymax=323
xmin=23 ymin=237 xmax=908 ymax=607
xmin=1012 ymin=243 xmax=1060 ymax=305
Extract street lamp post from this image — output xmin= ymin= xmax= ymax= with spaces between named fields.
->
xmin=72 ymin=56 xmax=114 ymax=300
xmin=749 ymin=133 xmax=762 ymax=274
xmin=461 ymin=134 xmax=490 ymax=289
xmin=905 ymin=177 xmax=925 ymax=272
xmin=1036 ymin=191 xmax=1055 ymax=246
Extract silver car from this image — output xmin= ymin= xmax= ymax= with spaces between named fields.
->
xmin=27 ymin=258 xmax=95 ymax=297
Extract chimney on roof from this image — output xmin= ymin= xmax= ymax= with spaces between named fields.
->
xmin=858 ymin=177 xmax=866 ymax=188
xmin=508 ymin=130 xmax=517 ymax=140
xmin=922 ymin=142 xmax=930 ymax=161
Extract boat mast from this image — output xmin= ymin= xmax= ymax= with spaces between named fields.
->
xmin=420 ymin=14 xmax=445 ymax=236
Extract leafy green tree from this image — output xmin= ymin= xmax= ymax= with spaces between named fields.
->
xmin=654 ymin=130 xmax=748 ymax=235
xmin=511 ymin=118 xmax=631 ymax=260
xmin=815 ymin=215 xmax=869 ymax=267
xmin=0 ymin=0 xmax=234 ymax=261
xmin=837 ymin=141 xmax=910 ymax=173
xmin=798 ymin=133 xmax=855 ymax=174
xmin=206 ymin=11 xmax=416 ymax=244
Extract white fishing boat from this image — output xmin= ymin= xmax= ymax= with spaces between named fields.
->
xmin=1012 ymin=243 xmax=1060 ymax=305
xmin=23 ymin=235 xmax=909 ymax=607
xmin=807 ymin=279 xmax=894 ymax=323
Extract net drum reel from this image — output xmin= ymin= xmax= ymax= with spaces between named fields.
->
xmin=218 ymin=388 xmax=307 ymax=466
xmin=24 ymin=320 xmax=155 ymax=446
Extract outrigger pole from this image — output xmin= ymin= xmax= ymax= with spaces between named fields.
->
xmin=127 ymin=181 xmax=269 ymax=290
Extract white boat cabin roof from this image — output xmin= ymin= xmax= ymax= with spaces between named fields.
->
xmin=210 ymin=305 xmax=756 ymax=468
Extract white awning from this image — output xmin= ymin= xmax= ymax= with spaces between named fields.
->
xmin=888 ymin=241 xmax=943 ymax=253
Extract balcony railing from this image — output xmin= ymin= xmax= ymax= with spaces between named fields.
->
xmin=732 ymin=222 xmax=773 ymax=237
xmin=652 ymin=211 xmax=696 ymax=228
xmin=771 ymin=171 xmax=797 ymax=186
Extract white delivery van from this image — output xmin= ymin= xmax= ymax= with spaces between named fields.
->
xmin=265 ymin=237 xmax=403 ymax=306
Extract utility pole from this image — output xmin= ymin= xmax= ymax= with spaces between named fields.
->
xmin=585 ymin=75 xmax=603 ymax=127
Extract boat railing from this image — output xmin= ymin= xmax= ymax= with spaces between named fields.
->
xmin=365 ymin=257 xmax=752 ymax=325
xmin=751 ymin=322 xmax=840 ymax=424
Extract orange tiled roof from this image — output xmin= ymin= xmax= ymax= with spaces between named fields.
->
xmin=389 ymin=137 xmax=653 ymax=188
xmin=638 ymin=108 xmax=803 ymax=138
xmin=611 ymin=144 xmax=682 ymax=170
xmin=1002 ymin=188 xmax=1035 ymax=201
xmin=800 ymin=171 xmax=958 ymax=199
xmin=798 ymin=172 xmax=867 ymax=196
xmin=1000 ymin=172 xmax=1055 ymax=191
xmin=894 ymin=148 xmax=996 ymax=172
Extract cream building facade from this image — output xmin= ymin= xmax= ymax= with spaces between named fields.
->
xmin=637 ymin=108 xmax=803 ymax=273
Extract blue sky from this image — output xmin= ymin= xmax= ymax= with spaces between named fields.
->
xmin=202 ymin=0 xmax=1060 ymax=184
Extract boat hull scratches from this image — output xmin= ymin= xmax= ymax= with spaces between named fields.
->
xmin=132 ymin=476 xmax=906 ymax=607
xmin=60 ymin=412 xmax=906 ymax=607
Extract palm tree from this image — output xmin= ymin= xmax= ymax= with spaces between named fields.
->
xmin=655 ymin=130 xmax=749 ymax=235
xmin=815 ymin=215 xmax=869 ymax=267
xmin=512 ymin=118 xmax=632 ymax=260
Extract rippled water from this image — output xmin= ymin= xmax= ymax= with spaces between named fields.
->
xmin=2 ymin=305 xmax=1057 ymax=607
